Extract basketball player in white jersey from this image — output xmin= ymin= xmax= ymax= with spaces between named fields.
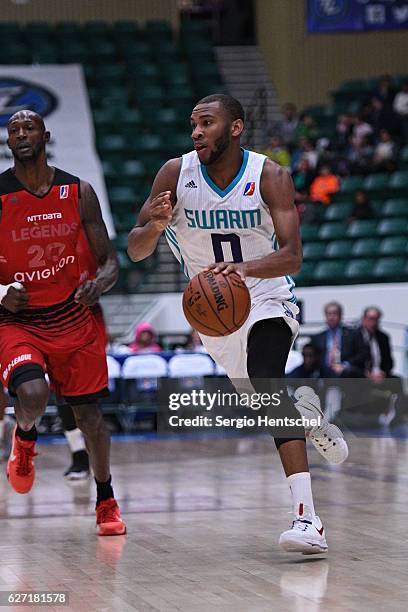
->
xmin=128 ymin=94 xmax=348 ymax=554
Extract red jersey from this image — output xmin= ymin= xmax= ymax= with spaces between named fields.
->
xmin=0 ymin=167 xmax=92 ymax=334
xmin=77 ymin=227 xmax=97 ymax=284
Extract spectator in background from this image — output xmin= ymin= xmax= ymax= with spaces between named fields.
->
xmin=287 ymin=343 xmax=334 ymax=380
xmin=311 ymin=302 xmax=368 ymax=378
xmin=355 ymin=307 xmax=393 ymax=381
xmin=372 ymin=129 xmax=398 ymax=172
xmin=393 ymin=80 xmax=408 ymax=118
xmin=352 ymin=114 xmax=374 ymax=147
xmin=292 ymin=157 xmax=315 ymax=203
xmin=129 ymin=321 xmax=162 ymax=353
xmin=335 ymin=114 xmax=353 ymax=151
xmin=185 ymin=329 xmax=207 ymax=353
xmin=271 ymin=102 xmax=299 ymax=150
xmin=295 ymin=113 xmax=319 ymax=144
xmin=291 ymin=138 xmax=319 ymax=170
xmin=354 ymin=307 xmax=406 ymax=424
xmin=371 ymin=75 xmax=396 ymax=109
xmin=348 ymin=189 xmax=375 ymax=223
xmin=370 ymin=96 xmax=401 ymax=137
xmin=309 ymin=164 xmax=340 ymax=206
xmin=261 ymin=135 xmax=291 ymax=170
xmin=346 ymin=134 xmax=374 ymax=175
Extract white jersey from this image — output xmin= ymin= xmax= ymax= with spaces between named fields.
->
xmin=165 ymin=149 xmax=297 ymax=305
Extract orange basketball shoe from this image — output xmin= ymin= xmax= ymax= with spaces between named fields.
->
xmin=96 ymin=498 xmax=127 ymax=536
xmin=7 ymin=426 xmax=38 ymax=494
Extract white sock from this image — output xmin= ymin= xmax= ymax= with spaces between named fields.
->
xmin=287 ymin=471 xmax=315 ymax=517
xmin=0 ymin=420 xmax=4 ymax=440
xmin=65 ymin=428 xmax=86 ymax=453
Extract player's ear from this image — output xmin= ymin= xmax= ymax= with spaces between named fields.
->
xmin=231 ymin=119 xmax=244 ymax=138
xmin=44 ymin=130 xmax=51 ymax=143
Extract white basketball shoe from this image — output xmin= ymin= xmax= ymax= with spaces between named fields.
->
xmin=294 ymin=386 xmax=349 ymax=464
xmin=279 ymin=504 xmax=328 ymax=554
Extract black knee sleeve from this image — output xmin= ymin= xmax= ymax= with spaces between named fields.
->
xmin=247 ymin=318 xmax=305 ymax=447
xmin=9 ymin=364 xmax=46 ymax=397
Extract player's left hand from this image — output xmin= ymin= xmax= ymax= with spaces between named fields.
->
xmin=74 ymin=280 xmax=101 ymax=306
xmin=205 ymin=262 xmax=247 ymax=281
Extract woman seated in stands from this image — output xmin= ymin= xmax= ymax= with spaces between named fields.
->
xmin=129 ymin=322 xmax=162 ymax=353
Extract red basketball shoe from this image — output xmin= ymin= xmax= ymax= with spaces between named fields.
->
xmin=7 ymin=426 xmax=38 ymax=494
xmin=96 ymin=498 xmax=126 ymax=536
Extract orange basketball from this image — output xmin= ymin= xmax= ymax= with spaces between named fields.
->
xmin=182 ymin=270 xmax=251 ymax=337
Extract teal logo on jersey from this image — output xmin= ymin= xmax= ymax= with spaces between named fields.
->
xmin=184 ymin=208 xmax=261 ymax=230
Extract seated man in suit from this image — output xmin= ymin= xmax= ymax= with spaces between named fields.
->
xmin=353 ymin=307 xmax=405 ymax=425
xmin=311 ymin=302 xmax=367 ymax=377
xmin=356 ymin=307 xmax=393 ymax=381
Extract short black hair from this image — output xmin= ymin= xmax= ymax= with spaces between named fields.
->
xmin=302 ymin=342 xmax=320 ymax=356
xmin=195 ymin=94 xmax=245 ymax=122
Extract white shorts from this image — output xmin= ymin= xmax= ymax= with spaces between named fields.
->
xmin=199 ymin=298 xmax=300 ymax=381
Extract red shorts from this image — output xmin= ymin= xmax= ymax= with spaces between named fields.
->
xmin=0 ymin=316 xmax=108 ymax=404
xmin=90 ymin=302 xmax=108 ymax=348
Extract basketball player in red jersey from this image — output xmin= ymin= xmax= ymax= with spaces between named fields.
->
xmin=0 ymin=110 xmax=126 ymax=535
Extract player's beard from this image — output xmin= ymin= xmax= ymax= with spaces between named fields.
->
xmin=203 ymin=130 xmax=231 ymax=166
xmin=13 ymin=142 xmax=44 ymax=163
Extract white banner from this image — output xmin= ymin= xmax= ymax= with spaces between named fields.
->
xmin=0 ymin=64 xmax=115 ymax=237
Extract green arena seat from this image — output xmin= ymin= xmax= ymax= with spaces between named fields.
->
xmin=300 ymin=224 xmax=320 ymax=242
xmin=370 ymin=200 xmax=384 ymax=217
xmin=145 ymin=20 xmax=172 ymax=39
xmin=313 ymin=261 xmax=346 ymax=283
xmin=96 ymin=134 xmax=126 ymax=158
xmin=293 ymin=262 xmax=315 ymax=286
xmin=379 ymin=237 xmax=407 ymax=256
xmin=400 ymin=146 xmax=408 ymax=163
xmin=32 ymin=48 xmax=58 ymax=63
xmin=113 ymin=212 xmax=137 ymax=232
xmin=363 ymin=173 xmax=389 ymax=191
xmin=165 ymin=133 xmax=193 ymax=157
xmin=109 ymin=186 xmax=137 ymax=211
xmin=112 ymin=21 xmax=139 ymax=36
xmin=318 ymin=222 xmax=347 ymax=241
xmin=89 ymin=64 xmax=126 ymax=85
xmin=126 ymin=133 xmax=162 ymax=155
xmin=117 ymin=250 xmax=134 ymax=269
xmin=351 ymin=238 xmax=380 ymax=257
xmin=82 ymin=21 xmax=112 ymax=37
xmin=121 ymin=42 xmax=151 ymax=59
xmin=119 ymin=160 xmax=146 ymax=188
xmin=389 ymin=171 xmax=408 ymax=190
xmin=346 ymin=220 xmax=378 ymax=239
xmin=302 ymin=242 xmax=327 ymax=260
xmin=340 ymin=79 xmax=369 ymax=93
xmin=339 ymin=176 xmax=365 ymax=193
xmin=373 ymin=257 xmax=407 ymax=280
xmin=323 ymin=202 xmax=352 ymax=222
xmin=325 ymin=240 xmax=353 ymax=259
xmin=383 ymin=199 xmax=408 ymax=217
xmin=344 ymin=259 xmax=375 ymax=282
xmin=377 ymin=217 xmax=408 ymax=236
xmin=112 ymin=233 xmax=129 ymax=251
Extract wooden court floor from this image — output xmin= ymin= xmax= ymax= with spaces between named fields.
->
xmin=0 ymin=432 xmax=407 ymax=612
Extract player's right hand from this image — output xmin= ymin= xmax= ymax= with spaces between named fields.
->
xmin=1 ymin=284 xmax=28 ymax=313
xmin=148 ymin=191 xmax=172 ymax=232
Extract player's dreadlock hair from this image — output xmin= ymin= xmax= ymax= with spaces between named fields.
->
xmin=196 ymin=94 xmax=245 ymax=123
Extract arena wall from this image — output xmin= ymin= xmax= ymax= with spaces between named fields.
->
xmin=0 ymin=0 xmax=179 ymax=26
xmin=256 ymin=0 xmax=408 ymax=107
